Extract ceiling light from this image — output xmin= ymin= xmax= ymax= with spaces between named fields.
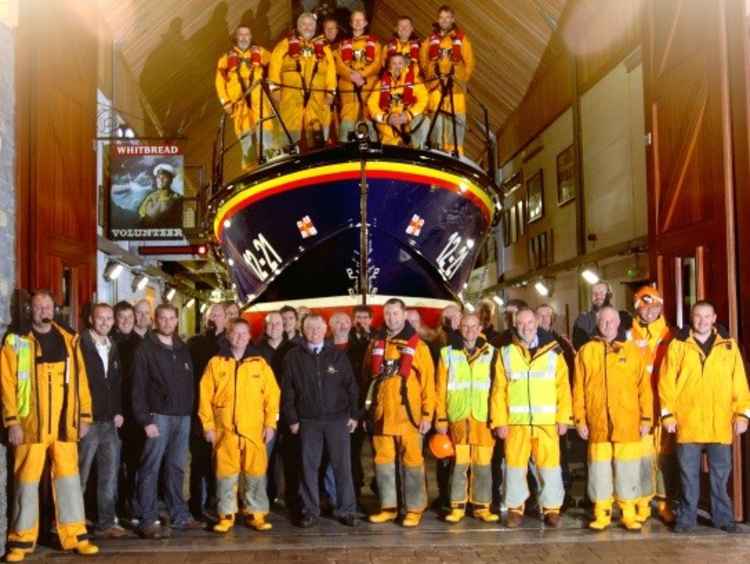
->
xmin=200 ymin=303 xmax=208 ymax=314
xmin=492 ymin=295 xmax=504 ymax=307
xmin=186 ymin=298 xmax=196 ymax=308
xmin=464 ymin=302 xmax=475 ymax=313
xmin=132 ymin=273 xmax=149 ymax=292
xmin=534 ymin=280 xmax=550 ymax=297
xmin=581 ymin=268 xmax=600 ymax=285
xmin=165 ymin=288 xmax=176 ymax=301
xmin=103 ymin=261 xmax=124 ymax=281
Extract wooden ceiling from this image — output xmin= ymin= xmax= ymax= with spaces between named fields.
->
xmin=100 ymin=0 xmax=564 ymax=174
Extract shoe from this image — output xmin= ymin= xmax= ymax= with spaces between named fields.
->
xmin=247 ymin=514 xmax=272 ymax=531
xmin=620 ymin=500 xmax=643 ymax=531
xmin=97 ymin=525 xmax=127 ymax=539
xmin=506 ymin=511 xmax=524 ymax=529
xmin=634 ymin=498 xmax=652 ymax=524
xmin=444 ymin=508 xmax=465 ymax=524
xmin=720 ymin=523 xmax=741 ymax=534
xmin=369 ymin=509 xmax=398 ymax=524
xmin=172 ymin=518 xmax=204 ymax=530
xmin=544 ymin=512 xmax=562 ymax=528
xmin=213 ymin=517 xmax=234 ymax=534
xmin=4 ymin=549 xmax=27 ymax=562
xmin=402 ymin=512 xmax=422 ymax=528
xmin=74 ymin=541 xmax=99 ymax=556
xmin=656 ymin=500 xmax=676 ymax=524
xmin=672 ymin=524 xmax=694 ymax=534
xmin=339 ymin=514 xmax=357 ymax=527
xmin=298 ymin=515 xmax=318 ymax=528
xmin=589 ymin=502 xmax=613 ymax=531
xmin=473 ymin=508 xmax=499 ymax=523
xmin=138 ymin=523 xmax=170 ymax=539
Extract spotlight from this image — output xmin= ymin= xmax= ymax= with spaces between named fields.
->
xmin=165 ymin=287 xmax=176 ymax=301
xmin=124 ymin=127 xmax=135 ymax=139
xmin=186 ymin=298 xmax=196 ymax=308
xmin=464 ymin=302 xmax=476 ymax=313
xmin=132 ymin=273 xmax=149 ymax=292
xmin=492 ymin=295 xmax=504 ymax=307
xmin=534 ymin=280 xmax=550 ymax=297
xmin=581 ymin=268 xmax=600 ymax=285
xmin=200 ymin=303 xmax=208 ymax=314
xmin=103 ymin=261 xmax=124 ymax=281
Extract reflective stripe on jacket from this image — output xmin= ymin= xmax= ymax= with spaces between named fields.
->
xmin=436 ymin=343 xmax=497 ymax=423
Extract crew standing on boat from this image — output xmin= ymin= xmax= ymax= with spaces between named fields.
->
xmin=420 ymin=5 xmax=475 ymax=156
xmin=269 ymin=12 xmax=337 ymax=150
xmin=215 ymin=25 xmax=274 ymax=168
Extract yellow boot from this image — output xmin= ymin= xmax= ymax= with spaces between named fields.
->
xmin=73 ymin=541 xmax=99 ymax=556
xmin=402 ymin=512 xmax=422 ymax=528
xmin=369 ymin=509 xmax=398 ymax=524
xmin=656 ymin=500 xmax=675 ymax=524
xmin=445 ymin=508 xmax=465 ymax=523
xmin=213 ymin=515 xmax=235 ymax=533
xmin=635 ymin=497 xmax=652 ymax=524
xmin=619 ymin=500 xmax=643 ymax=531
xmin=589 ymin=501 xmax=613 ymax=531
xmin=4 ymin=549 xmax=27 ymax=562
xmin=247 ymin=513 xmax=272 ymax=531
xmin=473 ymin=507 xmax=500 ymax=523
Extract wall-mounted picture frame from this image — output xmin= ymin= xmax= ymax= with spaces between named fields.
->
xmin=502 ymin=170 xmax=523 ymax=196
xmin=510 ymin=205 xmax=518 ymax=243
xmin=502 ymin=209 xmax=511 ymax=248
xmin=526 ymin=169 xmax=544 ymax=223
xmin=516 ymin=200 xmax=526 ymax=236
xmin=556 ymin=144 xmax=576 ymax=206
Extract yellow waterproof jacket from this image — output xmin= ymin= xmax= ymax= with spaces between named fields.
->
xmin=627 ymin=315 xmax=673 ymax=421
xmin=489 ymin=334 xmax=572 ymax=429
xmin=198 ymin=350 xmax=280 ymax=445
xmin=1 ymin=323 xmax=93 ymax=443
xmin=384 ymin=37 xmax=422 ymax=77
xmin=335 ymin=34 xmax=383 ymax=120
xmin=573 ymin=338 xmax=652 ymax=443
xmin=215 ymin=46 xmax=271 ymax=110
xmin=269 ymin=36 xmax=337 ymax=103
xmin=367 ymin=71 xmax=429 ymax=125
xmin=660 ymin=328 xmax=750 ymax=445
xmin=365 ymin=330 xmax=435 ymax=436
xmin=419 ymin=28 xmax=475 ymax=85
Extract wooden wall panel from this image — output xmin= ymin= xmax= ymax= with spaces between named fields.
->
xmin=15 ymin=0 xmax=98 ymax=326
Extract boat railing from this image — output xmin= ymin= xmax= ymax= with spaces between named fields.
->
xmin=209 ymin=76 xmax=498 ymax=199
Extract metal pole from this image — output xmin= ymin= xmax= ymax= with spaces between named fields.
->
xmin=359 ymin=155 xmax=369 ymax=305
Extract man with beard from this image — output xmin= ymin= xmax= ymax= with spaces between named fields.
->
xmin=269 ymin=12 xmax=336 ymax=149
xmin=420 ymin=5 xmax=474 ymax=155
xmin=187 ymin=304 xmax=228 ymax=520
xmin=572 ymin=282 xmax=631 ymax=350
xmin=366 ymin=299 xmax=435 ymax=527
xmin=280 ymin=305 xmax=303 ymax=343
xmin=1 ymin=291 xmax=98 ymax=561
xmin=385 ymin=16 xmax=422 ymax=78
xmin=132 ymin=304 xmax=202 ymax=539
xmin=215 ymin=25 xmax=274 ymax=168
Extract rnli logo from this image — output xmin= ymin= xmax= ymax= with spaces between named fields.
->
xmin=301 ymin=46 xmax=314 ymax=57
xmin=353 ymin=48 xmax=365 ymax=61
xmin=439 ymin=47 xmax=452 ymax=59
xmin=327 ymin=365 xmax=338 ymax=375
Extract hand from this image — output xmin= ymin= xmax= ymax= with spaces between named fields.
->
xmin=418 ymin=419 xmax=432 ymax=435
xmin=388 ymin=113 xmax=401 ymax=127
xmin=8 ymin=425 xmax=23 ymax=446
xmin=79 ymin=421 xmax=90 ymax=439
xmin=663 ymin=419 xmax=677 ymax=434
xmin=493 ymin=426 xmax=508 ymax=440
xmin=576 ymin=424 xmax=589 ymax=440
xmin=144 ymin=424 xmax=160 ymax=438
xmin=204 ymin=430 xmax=216 ymax=445
xmin=263 ymin=427 xmax=275 ymax=444
xmin=350 ymin=72 xmax=364 ymax=87
xmin=114 ymin=415 xmax=124 ymax=429
xmin=640 ymin=423 xmax=652 ymax=438
xmin=290 ymin=423 xmax=300 ymax=435
xmin=735 ymin=418 xmax=749 ymax=436
xmin=223 ymin=101 xmax=234 ymax=115
xmin=557 ymin=423 xmax=568 ymax=436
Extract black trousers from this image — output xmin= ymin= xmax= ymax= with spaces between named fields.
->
xmin=299 ymin=418 xmax=356 ymax=518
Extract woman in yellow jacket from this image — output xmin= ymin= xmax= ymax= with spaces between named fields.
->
xmin=574 ymin=306 xmax=653 ymax=531
xmin=198 ymin=319 xmax=280 ymax=533
xmin=659 ymin=301 xmax=750 ymax=533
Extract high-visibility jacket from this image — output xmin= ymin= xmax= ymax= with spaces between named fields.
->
xmin=1 ymin=323 xmax=93 ymax=444
xmin=334 ymin=34 xmax=383 ymax=123
xmin=627 ymin=315 xmax=673 ymax=421
xmin=489 ymin=335 xmax=572 ymax=428
xmin=198 ymin=350 xmax=280 ymax=446
xmin=660 ymin=328 xmax=750 ymax=445
xmin=573 ymin=338 xmax=652 ymax=443
xmin=365 ymin=332 xmax=435 ymax=436
xmin=367 ymin=70 xmax=429 ymax=126
xmin=436 ymin=342 xmax=498 ymax=424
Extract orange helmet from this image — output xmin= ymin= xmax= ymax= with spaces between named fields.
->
xmin=634 ymin=286 xmax=663 ymax=309
xmin=429 ymin=433 xmax=455 ymax=459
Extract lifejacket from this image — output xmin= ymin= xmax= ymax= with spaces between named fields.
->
xmin=371 ymin=328 xmax=419 ymax=378
xmin=287 ymin=32 xmax=326 ymax=60
xmin=378 ymin=68 xmax=417 ymax=112
xmin=428 ymin=26 xmax=465 ymax=63
xmin=340 ymin=34 xmax=378 ymax=63
xmin=225 ymin=46 xmax=263 ymax=72
xmin=387 ymin=36 xmax=420 ymax=63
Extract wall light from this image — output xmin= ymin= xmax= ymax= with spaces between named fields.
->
xmin=464 ymin=302 xmax=476 ymax=313
xmin=132 ymin=273 xmax=149 ymax=292
xmin=186 ymin=298 xmax=196 ymax=308
xmin=492 ymin=295 xmax=505 ymax=307
xmin=534 ymin=279 xmax=551 ymax=297
xmin=581 ymin=268 xmax=600 ymax=285
xmin=165 ymin=287 xmax=177 ymax=301
xmin=103 ymin=261 xmax=124 ymax=281
xmin=200 ymin=303 xmax=208 ymax=314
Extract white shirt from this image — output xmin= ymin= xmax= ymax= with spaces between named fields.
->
xmin=90 ymin=331 xmax=112 ymax=378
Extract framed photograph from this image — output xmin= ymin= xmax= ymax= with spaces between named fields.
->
xmin=510 ymin=205 xmax=518 ymax=244
xmin=502 ymin=170 xmax=523 ymax=196
xmin=557 ymin=145 xmax=576 ymax=206
xmin=526 ymin=170 xmax=544 ymax=223
xmin=502 ymin=209 xmax=511 ymax=248
xmin=516 ymin=200 xmax=526 ymax=235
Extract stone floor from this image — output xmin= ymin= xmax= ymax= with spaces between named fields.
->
xmin=23 ymin=506 xmax=750 ymax=563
